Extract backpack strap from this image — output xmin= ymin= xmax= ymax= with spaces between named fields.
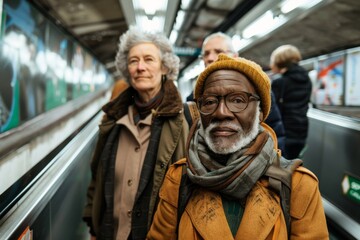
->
xmin=183 ymin=102 xmax=200 ymax=127
xmin=264 ymin=155 xmax=303 ymax=239
xmin=176 ymin=102 xmax=199 ymax=233
xmin=176 ymin=164 xmax=194 ymax=235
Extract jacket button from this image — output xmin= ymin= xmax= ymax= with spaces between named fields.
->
xmin=127 ymin=210 xmax=132 ymax=217
xmin=160 ymin=162 xmax=165 ymax=168
xmin=135 ymin=146 xmax=140 ymax=152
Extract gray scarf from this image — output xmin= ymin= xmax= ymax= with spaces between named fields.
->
xmin=187 ymin=121 xmax=278 ymax=200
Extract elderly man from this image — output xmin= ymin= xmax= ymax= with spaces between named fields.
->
xmin=186 ymin=32 xmax=285 ymax=154
xmin=147 ymin=54 xmax=328 ymax=239
xmin=186 ymin=32 xmax=238 ymax=102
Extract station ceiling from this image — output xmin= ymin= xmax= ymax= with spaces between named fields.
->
xmin=30 ymin=0 xmax=360 ymax=78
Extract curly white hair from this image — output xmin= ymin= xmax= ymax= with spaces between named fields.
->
xmin=115 ymin=26 xmax=180 ymax=82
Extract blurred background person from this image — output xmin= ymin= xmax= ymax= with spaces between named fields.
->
xmin=82 ymin=26 xmax=189 ymax=240
xmin=270 ymin=44 xmax=312 ymax=159
xmin=186 ymin=32 xmax=237 ymax=102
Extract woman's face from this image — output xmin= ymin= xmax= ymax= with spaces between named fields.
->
xmin=127 ymin=43 xmax=166 ymax=101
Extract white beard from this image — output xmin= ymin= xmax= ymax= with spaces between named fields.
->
xmin=203 ymin=104 xmax=261 ymax=155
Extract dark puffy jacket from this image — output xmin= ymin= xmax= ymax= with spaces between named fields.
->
xmin=272 ymin=64 xmax=312 ymax=159
xmin=265 ymin=91 xmax=285 ymax=153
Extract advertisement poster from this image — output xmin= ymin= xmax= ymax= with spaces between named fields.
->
xmin=0 ymin=0 xmax=111 ymax=133
xmin=313 ymin=54 xmax=344 ymax=106
xmin=345 ymin=50 xmax=360 ymax=106
xmin=45 ymin=25 xmax=68 ymax=111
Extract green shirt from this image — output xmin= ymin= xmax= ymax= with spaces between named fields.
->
xmin=222 ymin=196 xmax=244 ymax=236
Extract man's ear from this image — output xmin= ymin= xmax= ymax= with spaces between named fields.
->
xmin=232 ymin=52 xmax=239 ymax=58
xmin=259 ymin=111 xmax=264 ymax=122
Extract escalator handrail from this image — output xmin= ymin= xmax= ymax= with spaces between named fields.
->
xmin=0 ymin=112 xmax=102 ymax=238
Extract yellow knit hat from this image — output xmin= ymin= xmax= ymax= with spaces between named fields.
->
xmin=194 ymin=54 xmax=271 ymax=121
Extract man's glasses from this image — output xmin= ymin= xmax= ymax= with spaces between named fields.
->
xmin=197 ymin=91 xmax=260 ymax=115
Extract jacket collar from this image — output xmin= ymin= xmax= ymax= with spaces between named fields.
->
xmin=102 ymin=80 xmax=182 ymax=121
xmin=185 ymin=183 xmax=281 ymax=240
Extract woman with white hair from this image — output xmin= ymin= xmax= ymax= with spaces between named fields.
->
xmin=82 ymin=26 xmax=189 ymax=240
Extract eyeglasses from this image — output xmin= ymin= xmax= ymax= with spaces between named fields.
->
xmin=197 ymin=91 xmax=260 ymax=115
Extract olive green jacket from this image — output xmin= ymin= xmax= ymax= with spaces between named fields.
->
xmin=83 ymin=80 xmax=189 ymax=235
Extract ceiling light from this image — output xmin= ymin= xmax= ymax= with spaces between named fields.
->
xmin=281 ymin=0 xmax=323 ymax=14
xmin=231 ymin=34 xmax=243 ymax=52
xmin=181 ymin=0 xmax=193 ymax=10
xmin=136 ymin=15 xmax=165 ymax=32
xmin=233 ymin=38 xmax=252 ymax=52
xmin=242 ymin=11 xmax=274 ymax=39
xmin=133 ymin=0 xmax=167 ymax=16
xmin=173 ymin=10 xmax=185 ymax=30
xmin=170 ymin=30 xmax=178 ymax=44
xmin=131 ymin=0 xmax=168 ymax=32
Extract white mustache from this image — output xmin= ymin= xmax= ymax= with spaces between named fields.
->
xmin=206 ymin=121 xmax=243 ymax=133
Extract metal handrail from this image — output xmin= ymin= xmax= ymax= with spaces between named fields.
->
xmin=0 ymin=112 xmax=101 ymax=238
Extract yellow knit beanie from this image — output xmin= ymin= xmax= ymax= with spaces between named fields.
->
xmin=194 ymin=54 xmax=271 ymax=121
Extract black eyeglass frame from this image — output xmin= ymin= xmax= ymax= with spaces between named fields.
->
xmin=196 ymin=91 xmax=260 ymax=115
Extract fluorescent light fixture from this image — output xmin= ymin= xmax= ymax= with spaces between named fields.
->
xmin=136 ymin=15 xmax=165 ymax=32
xmin=232 ymin=34 xmax=259 ymax=52
xmin=170 ymin=30 xmax=178 ymax=44
xmin=181 ymin=0 xmax=193 ymax=9
xmin=233 ymin=38 xmax=252 ymax=52
xmin=242 ymin=10 xmax=285 ymax=39
xmin=242 ymin=11 xmax=273 ymax=39
xmin=132 ymin=0 xmax=168 ymax=32
xmin=231 ymin=34 xmax=242 ymax=51
xmin=281 ymin=0 xmax=323 ymax=14
xmin=173 ymin=10 xmax=185 ymax=30
xmin=281 ymin=0 xmax=304 ymax=14
xmin=133 ymin=0 xmax=168 ymax=15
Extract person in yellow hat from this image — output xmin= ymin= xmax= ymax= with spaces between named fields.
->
xmin=186 ymin=32 xmax=286 ymax=155
xmin=147 ymin=54 xmax=328 ymax=240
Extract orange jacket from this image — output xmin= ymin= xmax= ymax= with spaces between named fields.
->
xmin=147 ymin=158 xmax=329 ymax=239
